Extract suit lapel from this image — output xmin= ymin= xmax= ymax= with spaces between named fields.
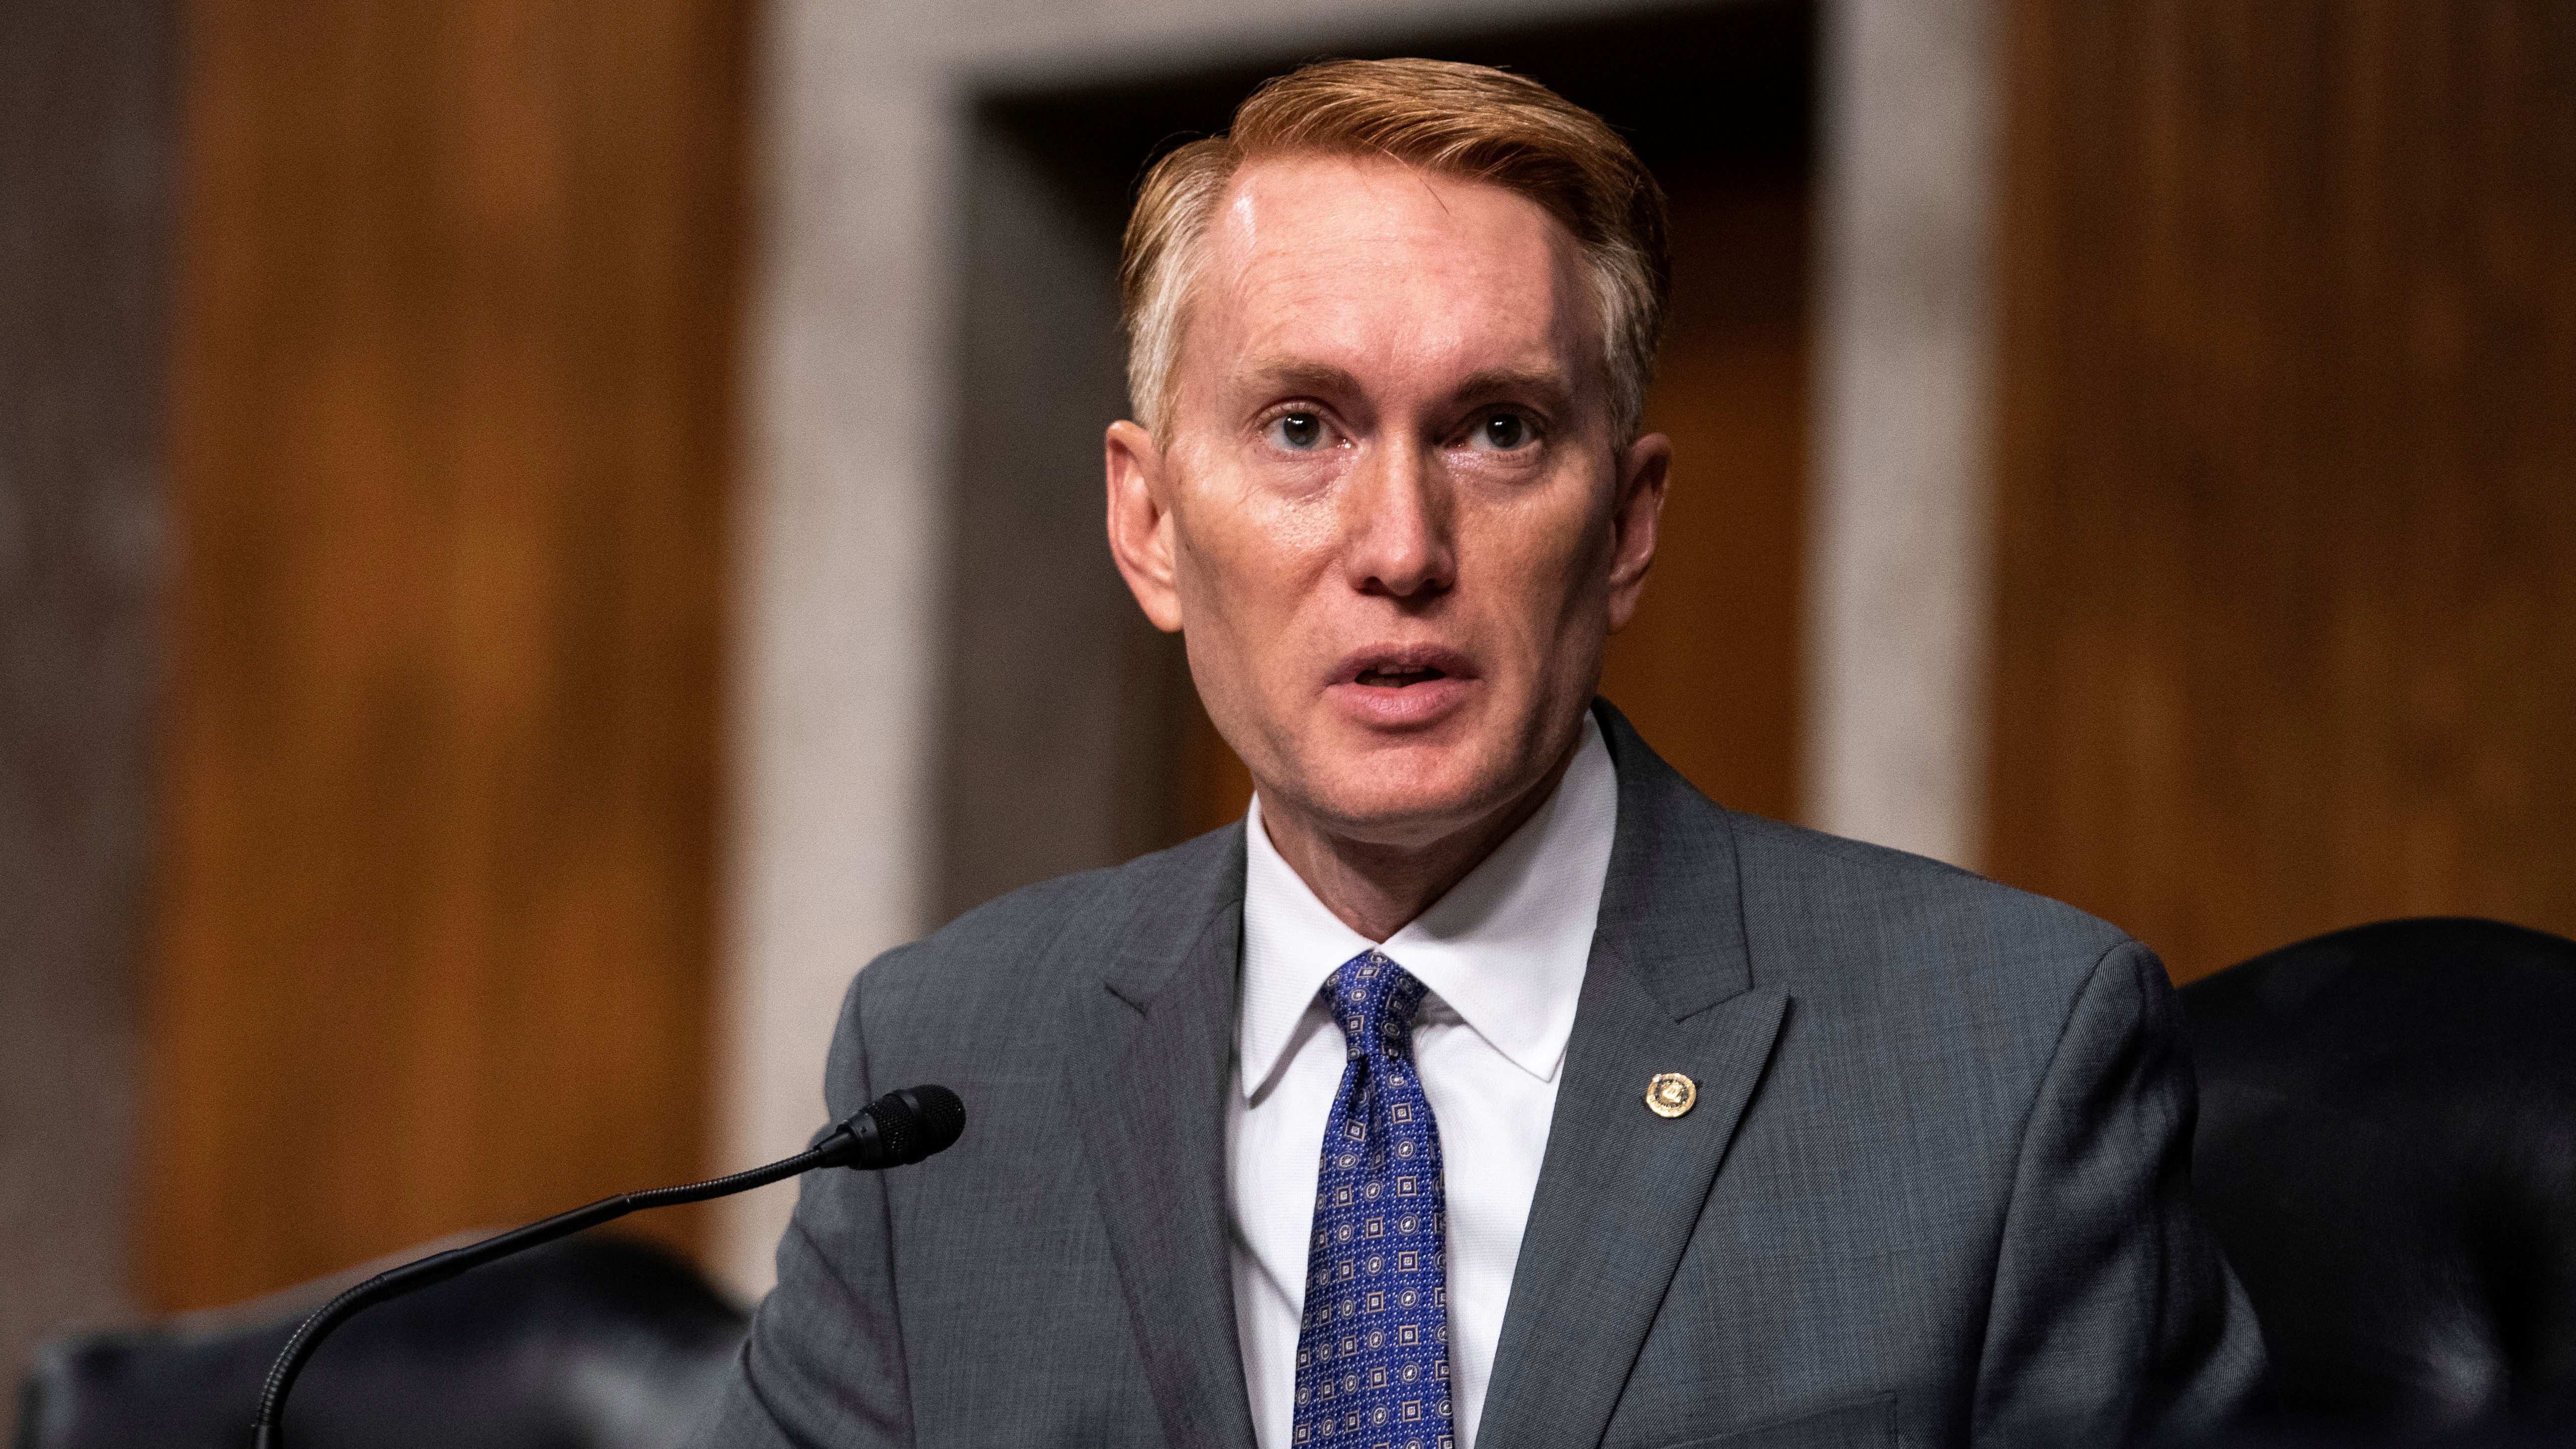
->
xmin=1065 ymin=827 xmax=1261 ymax=1449
xmin=1478 ymin=704 xmax=1791 ymax=1449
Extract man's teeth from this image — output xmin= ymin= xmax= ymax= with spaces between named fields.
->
xmin=1357 ymin=666 xmax=1444 ymax=687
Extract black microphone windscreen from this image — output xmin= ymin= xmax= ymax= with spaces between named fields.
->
xmin=908 ymin=1085 xmax=966 ymax=1159
xmin=864 ymin=1085 xmax=966 ymax=1168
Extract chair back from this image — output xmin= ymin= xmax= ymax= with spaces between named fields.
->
xmin=13 ymin=1234 xmax=745 ymax=1449
xmin=2183 ymin=917 xmax=2576 ymax=1443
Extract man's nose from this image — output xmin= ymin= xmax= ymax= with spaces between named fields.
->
xmin=1342 ymin=441 xmax=1456 ymax=600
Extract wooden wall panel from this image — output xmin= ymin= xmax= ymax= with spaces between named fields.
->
xmin=152 ymin=0 xmax=745 ymax=1309
xmin=1989 ymin=1 xmax=2576 ymax=982
xmin=1597 ymin=177 xmax=1807 ymax=824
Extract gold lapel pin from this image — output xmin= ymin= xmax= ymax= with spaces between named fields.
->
xmin=1645 ymin=1072 xmax=1697 ymax=1118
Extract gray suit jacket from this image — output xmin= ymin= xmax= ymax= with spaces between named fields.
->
xmin=700 ymin=703 xmax=2266 ymax=1449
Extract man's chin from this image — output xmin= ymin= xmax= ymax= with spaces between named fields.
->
xmin=1275 ymin=752 xmax=1518 ymax=849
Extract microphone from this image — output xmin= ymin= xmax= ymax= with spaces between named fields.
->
xmin=249 ymin=1084 xmax=964 ymax=1449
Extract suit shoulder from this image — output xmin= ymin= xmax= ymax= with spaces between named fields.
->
xmin=1721 ymin=810 xmax=2167 ymax=1122
xmin=858 ymin=824 xmax=1243 ymax=1004
xmin=1724 ymin=809 xmax=2134 ymax=987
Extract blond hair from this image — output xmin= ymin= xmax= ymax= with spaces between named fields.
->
xmin=1117 ymin=58 xmax=1670 ymax=441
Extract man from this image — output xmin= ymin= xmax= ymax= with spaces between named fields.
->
xmin=701 ymin=59 xmax=2264 ymax=1449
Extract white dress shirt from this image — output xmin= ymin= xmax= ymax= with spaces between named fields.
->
xmin=1228 ymin=714 xmax=1618 ymax=1449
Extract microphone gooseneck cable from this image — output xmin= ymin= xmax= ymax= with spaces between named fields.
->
xmin=249 ymin=1084 xmax=965 ymax=1449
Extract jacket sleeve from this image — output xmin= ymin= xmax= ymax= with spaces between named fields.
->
xmin=1971 ymin=937 xmax=2269 ymax=1447
xmin=693 ymin=962 xmax=915 ymax=1449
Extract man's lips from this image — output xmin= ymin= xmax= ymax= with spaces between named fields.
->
xmin=1356 ymin=664 xmax=1445 ymax=687
xmin=1326 ymin=645 xmax=1479 ymax=690
xmin=1322 ymin=647 xmax=1476 ymax=728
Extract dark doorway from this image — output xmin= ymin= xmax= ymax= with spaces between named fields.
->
xmin=939 ymin=2 xmax=1817 ymax=920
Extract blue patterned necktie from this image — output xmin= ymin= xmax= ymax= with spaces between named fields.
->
xmin=1292 ymin=950 xmax=1453 ymax=1449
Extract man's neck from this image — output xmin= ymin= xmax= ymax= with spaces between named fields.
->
xmin=1257 ymin=739 xmax=1582 ymax=943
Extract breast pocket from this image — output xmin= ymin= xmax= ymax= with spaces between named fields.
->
xmin=1647 ymin=1392 xmax=1897 ymax=1449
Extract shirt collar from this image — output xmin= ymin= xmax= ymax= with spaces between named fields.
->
xmin=1238 ymin=713 xmax=1617 ymax=1097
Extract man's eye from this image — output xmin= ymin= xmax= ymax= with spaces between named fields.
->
xmin=1269 ymin=412 xmax=1327 ymax=450
xmin=1475 ymin=413 xmax=1532 ymax=451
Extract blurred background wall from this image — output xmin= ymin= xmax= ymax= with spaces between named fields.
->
xmin=1986 ymin=0 xmax=2576 ymax=984
xmin=148 ymin=0 xmax=748 ymax=1313
xmin=1 ymin=0 xmax=176 ymax=1376
xmin=1 ymin=0 xmax=2569 ymax=1372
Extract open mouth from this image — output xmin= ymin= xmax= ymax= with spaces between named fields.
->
xmin=1334 ymin=646 xmax=1475 ymax=692
xmin=1354 ymin=664 xmax=1448 ymax=688
xmin=1327 ymin=646 xmax=1475 ymax=723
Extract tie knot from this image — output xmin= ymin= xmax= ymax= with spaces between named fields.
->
xmin=1326 ymin=950 xmax=1429 ymax=1059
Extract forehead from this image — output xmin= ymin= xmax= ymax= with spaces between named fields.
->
xmin=1189 ymin=153 xmax=1589 ymax=390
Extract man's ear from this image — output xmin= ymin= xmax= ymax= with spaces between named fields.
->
xmin=1605 ymin=430 xmax=1670 ymax=632
xmin=1105 ymin=419 xmax=1185 ymax=633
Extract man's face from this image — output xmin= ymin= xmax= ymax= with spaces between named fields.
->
xmin=1107 ymin=153 xmax=1665 ymax=847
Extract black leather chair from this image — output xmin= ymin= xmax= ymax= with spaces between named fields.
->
xmin=13 ymin=1234 xmax=745 ymax=1449
xmin=2183 ymin=917 xmax=2576 ymax=1445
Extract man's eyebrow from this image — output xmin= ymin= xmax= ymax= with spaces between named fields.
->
xmin=1233 ymin=358 xmax=1362 ymax=397
xmin=1452 ymin=366 xmax=1575 ymax=410
xmin=1228 ymin=359 xmax=1579 ymax=412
